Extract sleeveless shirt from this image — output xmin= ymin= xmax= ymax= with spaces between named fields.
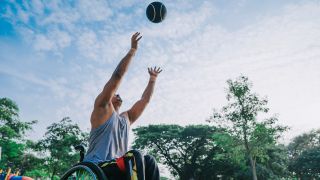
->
xmin=83 ymin=111 xmax=130 ymax=163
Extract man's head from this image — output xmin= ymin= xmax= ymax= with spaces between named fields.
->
xmin=111 ymin=94 xmax=122 ymax=109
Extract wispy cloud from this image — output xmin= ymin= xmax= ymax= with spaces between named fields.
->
xmin=0 ymin=0 xmax=319 ymax=144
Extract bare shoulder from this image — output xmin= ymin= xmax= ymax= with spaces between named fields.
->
xmin=90 ymin=103 xmax=114 ymax=129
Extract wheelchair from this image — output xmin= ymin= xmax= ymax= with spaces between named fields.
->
xmin=60 ymin=145 xmax=145 ymax=180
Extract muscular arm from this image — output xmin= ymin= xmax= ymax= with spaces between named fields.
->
xmin=94 ymin=48 xmax=136 ymax=107
xmin=141 ymin=77 xmax=156 ymax=103
xmin=91 ymin=32 xmax=142 ymax=129
xmin=94 ymin=32 xmax=142 ymax=108
xmin=125 ymin=67 xmax=162 ymax=124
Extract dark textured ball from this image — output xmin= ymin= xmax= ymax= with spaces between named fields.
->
xmin=146 ymin=2 xmax=167 ymax=23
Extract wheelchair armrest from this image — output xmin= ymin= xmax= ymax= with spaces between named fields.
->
xmin=74 ymin=144 xmax=85 ymax=162
xmin=125 ymin=150 xmax=145 ymax=180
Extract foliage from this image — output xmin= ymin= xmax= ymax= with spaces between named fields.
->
xmin=35 ymin=117 xmax=88 ymax=179
xmin=18 ymin=152 xmax=48 ymax=177
xmin=133 ymin=124 xmax=237 ymax=180
xmin=208 ymin=76 xmax=288 ymax=180
xmin=287 ymin=129 xmax=320 ymax=159
xmin=2 ymin=80 xmax=319 ymax=180
xmin=0 ymin=97 xmax=37 ymax=169
xmin=288 ymin=147 xmax=320 ymax=178
xmin=244 ymin=144 xmax=290 ymax=179
xmin=0 ymin=98 xmax=37 ymax=140
xmin=222 ymin=136 xmax=290 ymax=179
xmin=288 ymin=129 xmax=320 ymax=179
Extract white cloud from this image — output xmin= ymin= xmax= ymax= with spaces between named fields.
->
xmin=77 ymin=0 xmax=112 ymax=21
xmin=34 ymin=34 xmax=56 ymax=51
xmin=76 ymin=30 xmax=101 ymax=60
xmin=36 ymin=3 xmax=79 ymax=32
xmin=141 ymin=1 xmax=217 ymax=39
xmin=73 ymin=1 xmax=320 ymax=144
xmin=30 ymin=0 xmax=44 ymax=15
xmin=33 ymin=29 xmax=72 ymax=51
xmin=121 ymin=1 xmax=320 ymax=143
xmin=16 ymin=6 xmax=29 ymax=23
xmin=108 ymin=0 xmax=138 ymax=9
xmin=52 ymin=29 xmax=72 ymax=49
xmin=0 ymin=65 xmax=70 ymax=101
xmin=2 ymin=0 xmax=320 ymax=144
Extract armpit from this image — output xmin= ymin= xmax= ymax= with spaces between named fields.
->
xmin=120 ymin=112 xmax=131 ymax=125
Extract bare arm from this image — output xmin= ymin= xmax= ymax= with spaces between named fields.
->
xmin=94 ymin=32 xmax=142 ymax=108
xmin=124 ymin=67 xmax=162 ymax=124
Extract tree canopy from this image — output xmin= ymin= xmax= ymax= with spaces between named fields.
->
xmin=35 ymin=117 xmax=88 ymax=179
xmin=208 ymin=76 xmax=288 ymax=180
xmin=0 ymin=97 xmax=37 ymax=169
xmin=288 ymin=129 xmax=320 ymax=179
xmin=133 ymin=124 xmax=237 ymax=180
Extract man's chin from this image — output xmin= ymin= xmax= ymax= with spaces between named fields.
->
xmin=115 ymin=102 xmax=122 ymax=108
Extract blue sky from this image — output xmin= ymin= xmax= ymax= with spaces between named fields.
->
xmin=1 ymin=0 xmax=320 ymax=146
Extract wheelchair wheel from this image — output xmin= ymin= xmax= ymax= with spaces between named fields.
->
xmin=61 ymin=162 xmax=107 ymax=180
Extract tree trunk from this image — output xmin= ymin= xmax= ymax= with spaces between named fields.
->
xmin=242 ymin=123 xmax=258 ymax=180
xmin=249 ymin=154 xmax=258 ymax=180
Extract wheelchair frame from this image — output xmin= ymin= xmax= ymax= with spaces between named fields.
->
xmin=60 ymin=145 xmax=145 ymax=180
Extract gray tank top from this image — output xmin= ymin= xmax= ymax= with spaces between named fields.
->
xmin=83 ymin=111 xmax=130 ymax=163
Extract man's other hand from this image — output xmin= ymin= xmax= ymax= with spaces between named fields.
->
xmin=131 ymin=32 xmax=142 ymax=50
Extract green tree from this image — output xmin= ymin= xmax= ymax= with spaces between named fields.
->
xmin=133 ymin=124 xmax=236 ymax=180
xmin=288 ymin=129 xmax=320 ymax=179
xmin=36 ymin=117 xmax=88 ymax=179
xmin=288 ymin=147 xmax=320 ymax=179
xmin=0 ymin=97 xmax=37 ymax=169
xmin=20 ymin=153 xmax=49 ymax=178
xmin=244 ymin=144 xmax=290 ymax=179
xmin=208 ymin=76 xmax=288 ymax=180
xmin=287 ymin=129 xmax=320 ymax=159
xmin=18 ymin=140 xmax=50 ymax=178
xmin=215 ymin=126 xmax=290 ymax=179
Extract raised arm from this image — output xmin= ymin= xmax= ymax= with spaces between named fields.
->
xmin=124 ymin=67 xmax=162 ymax=125
xmin=94 ymin=32 xmax=142 ymax=108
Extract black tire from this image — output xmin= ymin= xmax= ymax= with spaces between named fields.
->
xmin=61 ymin=162 xmax=107 ymax=180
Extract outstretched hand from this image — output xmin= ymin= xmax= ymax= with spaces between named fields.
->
xmin=148 ymin=66 xmax=162 ymax=78
xmin=131 ymin=32 xmax=142 ymax=50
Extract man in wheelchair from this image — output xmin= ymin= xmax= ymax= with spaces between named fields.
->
xmin=82 ymin=32 xmax=160 ymax=180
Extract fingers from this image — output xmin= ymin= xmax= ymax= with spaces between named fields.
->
xmin=154 ymin=66 xmax=162 ymax=73
xmin=133 ymin=32 xmax=139 ymax=37
xmin=148 ymin=66 xmax=163 ymax=73
xmin=136 ymin=36 xmax=142 ymax=41
xmin=132 ymin=32 xmax=142 ymax=41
